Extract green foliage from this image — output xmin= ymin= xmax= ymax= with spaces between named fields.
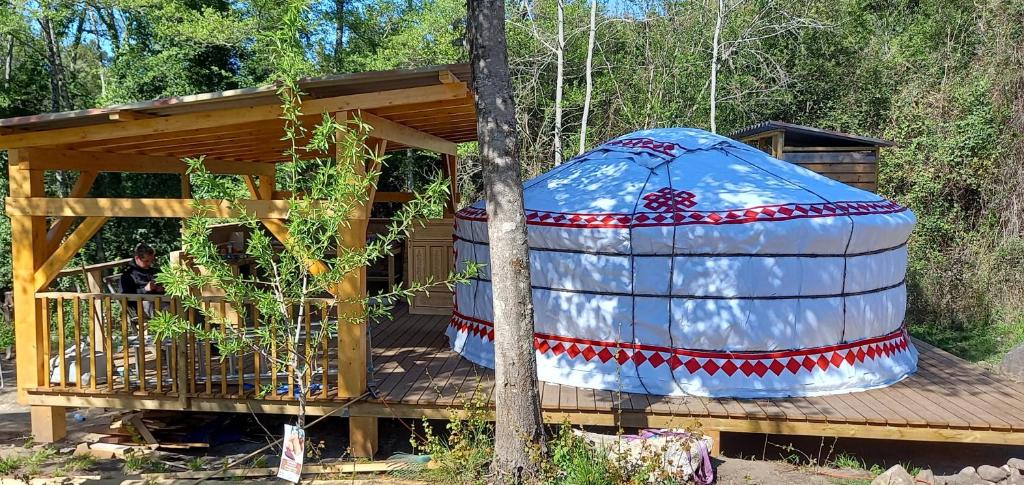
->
xmin=0 ymin=456 xmax=22 ymax=475
xmin=544 ymin=424 xmax=613 ymax=485
xmin=411 ymin=392 xmax=493 ymax=484
xmin=2 ymin=0 xmax=1024 ymax=363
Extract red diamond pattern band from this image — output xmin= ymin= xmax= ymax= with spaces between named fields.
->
xmin=449 ymin=311 xmax=911 ymax=378
xmin=456 ymin=199 xmax=907 ymax=229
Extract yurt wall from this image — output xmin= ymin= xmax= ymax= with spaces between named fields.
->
xmin=730 ymin=121 xmax=893 ymax=192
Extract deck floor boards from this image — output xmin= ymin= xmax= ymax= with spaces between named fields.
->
xmin=368 ymin=310 xmax=1024 ymax=438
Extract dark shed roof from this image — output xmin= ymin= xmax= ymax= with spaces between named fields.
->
xmin=729 ymin=121 xmax=893 ymax=148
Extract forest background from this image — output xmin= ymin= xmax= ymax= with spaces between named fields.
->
xmin=0 ymin=0 xmax=1022 ymax=363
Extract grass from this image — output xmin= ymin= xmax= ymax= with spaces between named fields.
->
xmin=57 ymin=454 xmax=96 ymax=474
xmin=122 ymin=449 xmax=166 ymax=473
xmin=186 ymin=456 xmax=206 ymax=471
xmin=0 ymin=456 xmax=22 ymax=475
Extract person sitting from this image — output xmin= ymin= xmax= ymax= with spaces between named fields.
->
xmin=121 ymin=243 xmax=164 ymax=295
xmin=121 ymin=243 xmax=165 ymax=319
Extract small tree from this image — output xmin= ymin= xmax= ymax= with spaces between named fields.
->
xmin=150 ymin=78 xmax=477 ymax=429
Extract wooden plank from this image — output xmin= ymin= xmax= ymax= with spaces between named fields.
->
xmin=20 ymin=148 xmax=277 ymax=175
xmin=795 ymin=163 xmax=876 ymax=173
xmin=914 ymin=351 xmax=1022 ymax=431
xmin=383 ymin=327 xmax=450 ymax=404
xmin=357 ymin=111 xmax=458 ymax=155
xmin=4 ymin=197 xmax=305 ymax=219
xmin=120 ymin=298 xmax=130 ymax=392
xmin=34 ymin=217 xmax=108 ymax=291
xmin=370 ymin=314 xmax=431 ymax=402
xmin=104 ymin=297 xmax=114 ymax=392
xmin=45 ymin=171 xmax=99 ymax=254
xmin=73 ymin=297 xmax=82 ymax=389
xmin=9 ymin=151 xmax=51 ymax=404
xmin=0 ymin=83 xmax=471 ymax=149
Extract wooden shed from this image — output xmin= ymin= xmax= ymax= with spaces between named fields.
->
xmin=729 ymin=121 xmax=893 ymax=192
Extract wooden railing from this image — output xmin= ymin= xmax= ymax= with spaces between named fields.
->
xmin=34 ymin=292 xmax=354 ymax=402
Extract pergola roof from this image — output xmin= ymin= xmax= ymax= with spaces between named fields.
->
xmin=0 ymin=63 xmax=475 ymax=166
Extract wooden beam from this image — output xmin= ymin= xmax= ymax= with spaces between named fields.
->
xmin=373 ymin=192 xmax=414 ymax=203
xmin=357 ymin=111 xmax=457 ymax=155
xmin=20 ymin=148 xmax=276 ymax=175
xmin=349 ymin=416 xmax=378 ymax=458
xmin=0 ymin=83 xmax=470 ymax=150
xmin=4 ymin=197 xmax=310 ymax=219
xmin=108 ymin=111 xmax=156 ymax=122
xmin=46 ymin=171 xmax=98 ymax=254
xmin=31 ymin=406 xmax=67 ymax=443
xmin=444 ymin=154 xmax=458 ymax=215
xmin=335 ymin=111 xmax=370 ymax=401
xmin=438 ymin=70 xmax=460 ymax=84
xmin=34 ymin=217 xmax=108 ymax=291
xmin=9 ymin=150 xmax=60 ymax=442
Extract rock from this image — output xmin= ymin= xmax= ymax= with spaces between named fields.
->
xmin=1002 ymin=344 xmax=1024 ymax=381
xmin=961 ymin=467 xmax=977 ymax=476
xmin=873 ymin=465 xmax=915 ymax=485
xmin=1009 ymin=459 xmax=1024 ymax=472
xmin=1009 ymin=474 xmax=1024 ymax=485
xmin=915 ymin=469 xmax=937 ymax=485
xmin=979 ymin=465 xmax=1009 ymax=482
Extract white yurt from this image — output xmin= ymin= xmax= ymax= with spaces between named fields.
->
xmin=448 ymin=128 xmax=917 ymax=398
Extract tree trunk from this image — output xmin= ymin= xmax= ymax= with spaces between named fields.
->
xmin=553 ymin=0 xmax=565 ymax=164
xmin=578 ymin=0 xmax=597 ymax=155
xmin=40 ymin=16 xmax=62 ymax=111
xmin=334 ymin=0 xmax=345 ymax=70
xmin=3 ymin=35 xmax=13 ymax=85
xmin=709 ymin=0 xmax=725 ymax=134
xmin=467 ymin=0 xmax=543 ymax=482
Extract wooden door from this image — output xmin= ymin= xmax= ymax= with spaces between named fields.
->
xmin=407 ymin=219 xmax=455 ymax=315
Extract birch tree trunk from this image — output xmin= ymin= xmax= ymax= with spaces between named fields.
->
xmin=578 ymin=0 xmax=597 ymax=155
xmin=3 ymin=35 xmax=12 ymax=85
xmin=709 ymin=0 xmax=725 ymax=133
xmin=467 ymin=0 xmax=543 ymax=481
xmin=553 ymin=0 xmax=565 ymax=165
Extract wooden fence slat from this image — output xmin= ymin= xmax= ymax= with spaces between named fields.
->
xmin=237 ymin=305 xmax=245 ymax=397
xmin=73 ymin=297 xmax=82 ymax=389
xmin=304 ymin=301 xmax=312 ymax=393
xmin=253 ymin=306 xmax=262 ymax=393
xmin=204 ymin=301 xmax=212 ymax=395
xmin=41 ymin=297 xmax=50 ymax=388
xmin=104 ymin=297 xmax=114 ymax=392
xmin=120 ymin=298 xmax=129 ymax=391
xmin=87 ymin=297 xmax=97 ymax=390
xmin=136 ymin=299 xmax=145 ymax=393
xmin=320 ymin=303 xmax=329 ymax=400
xmin=155 ymin=297 xmax=163 ymax=393
xmin=57 ymin=297 xmax=66 ymax=388
xmin=219 ymin=301 xmax=228 ymax=396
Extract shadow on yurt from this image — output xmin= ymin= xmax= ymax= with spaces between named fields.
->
xmin=450 ymin=128 xmax=918 ymax=398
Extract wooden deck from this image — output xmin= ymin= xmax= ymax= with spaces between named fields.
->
xmin=25 ymin=303 xmax=1024 ymax=446
xmin=355 ymin=306 xmax=1024 ymax=446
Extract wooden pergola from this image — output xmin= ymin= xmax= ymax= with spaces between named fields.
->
xmin=0 ymin=64 xmax=475 ymax=453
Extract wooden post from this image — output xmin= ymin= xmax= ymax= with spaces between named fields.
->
xmin=443 ymin=153 xmax=459 ymax=216
xmin=706 ymin=429 xmax=722 ymax=457
xmin=335 ymin=112 xmax=379 ymax=458
xmin=348 ymin=416 xmax=378 ymax=458
xmin=9 ymin=149 xmax=67 ymax=441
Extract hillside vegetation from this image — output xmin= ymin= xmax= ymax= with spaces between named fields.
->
xmin=0 ymin=0 xmax=1021 ymax=361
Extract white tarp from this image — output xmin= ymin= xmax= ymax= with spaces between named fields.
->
xmin=448 ymin=128 xmax=918 ymax=398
